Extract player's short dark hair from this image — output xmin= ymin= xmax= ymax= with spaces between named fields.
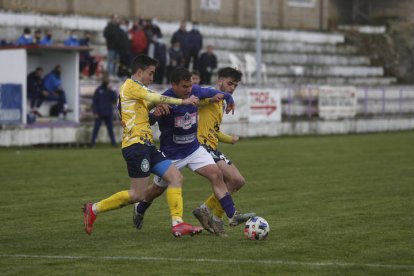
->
xmin=131 ymin=54 xmax=158 ymax=74
xmin=35 ymin=67 xmax=43 ymax=72
xmin=217 ymin=67 xmax=243 ymax=82
xmin=191 ymin=70 xmax=200 ymax=77
xmin=170 ymin=67 xmax=191 ymax=84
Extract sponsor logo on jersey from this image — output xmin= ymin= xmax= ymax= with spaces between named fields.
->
xmin=174 ymin=112 xmax=197 ymax=130
xmin=173 ymin=133 xmax=196 ymax=144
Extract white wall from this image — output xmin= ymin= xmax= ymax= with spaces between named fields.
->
xmin=0 ymin=49 xmax=27 ymax=123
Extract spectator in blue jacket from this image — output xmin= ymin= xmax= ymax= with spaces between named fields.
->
xmin=91 ymin=75 xmax=117 ymax=147
xmin=43 ymin=65 xmax=69 ymax=119
xmin=64 ymin=31 xmax=80 ymax=46
xmin=15 ymin=27 xmax=33 ymax=45
xmin=188 ymin=21 xmax=203 ymax=70
xmin=39 ymin=30 xmax=53 ymax=46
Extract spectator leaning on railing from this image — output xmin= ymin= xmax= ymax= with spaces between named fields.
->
xmin=15 ymin=27 xmax=33 ymax=45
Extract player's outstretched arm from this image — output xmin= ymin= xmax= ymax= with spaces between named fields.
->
xmin=144 ymin=92 xmax=199 ymax=106
xmin=217 ymin=131 xmax=239 ymax=144
xmin=198 ymin=87 xmax=235 ymax=113
xmin=197 ymin=93 xmax=224 ymax=107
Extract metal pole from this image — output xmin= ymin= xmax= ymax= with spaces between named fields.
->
xmin=255 ymin=0 xmax=262 ymax=86
xmin=364 ymin=87 xmax=368 ymax=118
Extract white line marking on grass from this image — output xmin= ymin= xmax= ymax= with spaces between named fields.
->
xmin=0 ymin=254 xmax=413 ymax=270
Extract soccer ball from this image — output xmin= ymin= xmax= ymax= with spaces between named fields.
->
xmin=244 ymin=216 xmax=269 ymax=241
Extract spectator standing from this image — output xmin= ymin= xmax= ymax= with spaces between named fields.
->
xmin=79 ymin=32 xmax=98 ymax=78
xmin=142 ymin=19 xmax=154 ymax=47
xmin=171 ymin=21 xmax=189 ymax=68
xmin=167 ymin=41 xmax=184 ymax=82
xmin=27 ymin=67 xmax=45 ymax=116
xmin=151 ymin=17 xmax=163 ymax=38
xmin=129 ymin=20 xmax=148 ymax=56
xmin=91 ymin=75 xmax=117 ymax=147
xmin=15 ymin=27 xmax=33 ymax=45
xmin=188 ymin=21 xmax=203 ymax=70
xmin=115 ymin=19 xmax=131 ymax=78
xmin=64 ymin=31 xmax=80 ymax=46
xmin=43 ymin=65 xmax=69 ymax=119
xmin=104 ymin=14 xmax=120 ymax=78
xmin=148 ymin=35 xmax=169 ymax=84
xmin=198 ymin=45 xmax=218 ymax=85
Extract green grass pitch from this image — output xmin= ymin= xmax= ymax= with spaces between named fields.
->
xmin=0 ymin=132 xmax=413 ymax=275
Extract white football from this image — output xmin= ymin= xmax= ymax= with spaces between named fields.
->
xmin=244 ymin=216 xmax=269 ymax=241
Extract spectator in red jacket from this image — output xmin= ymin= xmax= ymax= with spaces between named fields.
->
xmin=129 ymin=20 xmax=148 ymax=56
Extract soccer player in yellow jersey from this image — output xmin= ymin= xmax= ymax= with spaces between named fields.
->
xmin=193 ymin=67 xmax=246 ymax=236
xmin=82 ymin=55 xmax=202 ymax=237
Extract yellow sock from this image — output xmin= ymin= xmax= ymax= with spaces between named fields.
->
xmin=95 ymin=190 xmax=132 ymax=213
xmin=205 ymin=193 xmax=225 ymax=219
xmin=166 ymin=187 xmax=183 ymax=224
xmin=205 ymin=193 xmax=218 ymax=210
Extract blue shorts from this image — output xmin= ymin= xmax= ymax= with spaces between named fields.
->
xmin=122 ymin=143 xmax=171 ymax=178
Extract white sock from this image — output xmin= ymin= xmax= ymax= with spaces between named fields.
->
xmin=92 ymin=203 xmax=98 ymax=215
xmin=172 ymin=216 xmax=183 ymax=226
xmin=212 ymin=215 xmax=222 ymax=222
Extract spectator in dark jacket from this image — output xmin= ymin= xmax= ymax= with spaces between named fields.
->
xmin=27 ymin=67 xmax=45 ymax=116
xmin=188 ymin=21 xmax=203 ymax=70
xmin=104 ymin=14 xmax=120 ymax=77
xmin=33 ymin=29 xmax=42 ymax=44
xmin=170 ymin=21 xmax=189 ymax=68
xmin=148 ymin=35 xmax=169 ymax=84
xmin=115 ymin=19 xmax=131 ymax=78
xmin=91 ymin=75 xmax=117 ymax=147
xmin=151 ymin=17 xmax=163 ymax=39
xmin=198 ymin=45 xmax=218 ymax=85
xmin=79 ymin=32 xmax=98 ymax=78
xmin=167 ymin=41 xmax=184 ymax=82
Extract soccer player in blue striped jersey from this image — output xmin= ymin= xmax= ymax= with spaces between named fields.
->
xmin=193 ymin=67 xmax=248 ymax=237
xmin=132 ymin=68 xmax=255 ymax=235
xmin=82 ymin=55 xmax=202 ymax=237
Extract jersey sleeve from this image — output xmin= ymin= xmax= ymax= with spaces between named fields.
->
xmin=197 ymin=86 xmax=234 ymax=105
xmin=123 ymin=82 xmax=182 ymax=105
xmin=217 ymin=131 xmax=234 ymax=144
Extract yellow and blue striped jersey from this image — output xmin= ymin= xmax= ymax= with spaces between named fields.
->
xmin=197 ymin=100 xmax=224 ymax=150
xmin=118 ymin=79 xmax=153 ymax=148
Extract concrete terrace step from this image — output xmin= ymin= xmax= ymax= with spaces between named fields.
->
xmin=265 ymin=76 xmax=396 ymax=86
xmin=266 ymin=65 xmax=383 ymax=77
xmin=204 ymin=38 xmax=358 ymax=54
xmin=218 ymin=62 xmax=384 ymax=77
xmin=215 ymin=50 xmax=370 ymax=66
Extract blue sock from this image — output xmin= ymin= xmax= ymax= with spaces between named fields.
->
xmin=136 ymin=201 xmax=152 ymax=215
xmin=218 ymin=193 xmax=236 ymax=218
